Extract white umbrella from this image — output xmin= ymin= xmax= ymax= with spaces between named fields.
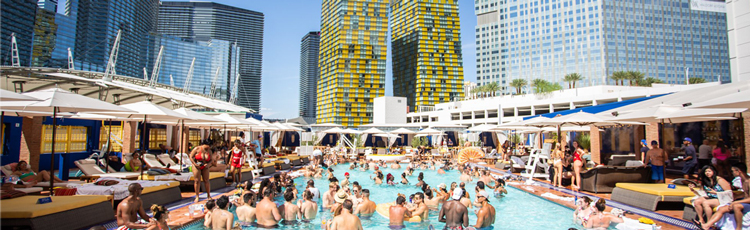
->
xmin=0 ymin=89 xmax=39 ymax=101
xmin=361 ymin=127 xmax=386 ymax=134
xmin=390 ymin=128 xmax=416 ymax=134
xmin=467 ymin=124 xmax=499 ymax=132
xmin=173 ymin=108 xmax=225 ymax=123
xmin=608 ymin=104 xmax=744 ymax=123
xmin=321 ymin=127 xmax=346 ymax=134
xmin=535 ymin=111 xmax=621 ymax=127
xmin=692 ymin=90 xmax=750 ymax=109
xmin=417 ymin=128 xmax=443 ymax=135
xmin=0 ymin=88 xmax=134 ymax=193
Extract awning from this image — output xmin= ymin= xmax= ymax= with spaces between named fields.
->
xmin=525 ymin=94 xmax=667 ymax=120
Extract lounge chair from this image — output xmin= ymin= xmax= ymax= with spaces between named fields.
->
xmin=611 ymin=182 xmax=695 ymax=211
xmin=0 ymin=195 xmax=115 ymax=230
xmin=74 ymin=159 xmax=140 ymax=179
xmin=70 ymin=177 xmax=181 ymax=208
xmin=510 ymin=156 xmax=527 ymax=173
xmin=142 ymin=154 xmax=181 ymax=170
xmin=0 ymin=163 xmax=85 ymax=189
xmin=138 ymin=172 xmax=226 ymax=192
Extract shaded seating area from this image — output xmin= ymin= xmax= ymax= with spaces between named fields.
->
xmin=1 ymin=195 xmax=114 ymax=230
xmin=611 ymin=183 xmax=695 ymax=211
xmin=579 ymin=166 xmax=651 ymax=193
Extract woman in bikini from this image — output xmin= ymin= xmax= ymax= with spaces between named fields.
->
xmin=190 ymin=139 xmax=214 ymax=202
xmin=551 ymin=142 xmax=565 ymax=187
xmin=570 ymin=141 xmax=585 ymax=191
xmin=229 ymin=139 xmax=246 ymax=186
xmin=11 ymin=160 xmax=62 ymax=183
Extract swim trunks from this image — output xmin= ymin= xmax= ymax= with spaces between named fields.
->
xmin=443 ymin=226 xmax=464 ymax=230
xmin=389 ymin=225 xmax=406 ymax=230
xmin=650 ymin=165 xmax=664 ymax=181
xmin=254 ymin=223 xmax=279 ymax=229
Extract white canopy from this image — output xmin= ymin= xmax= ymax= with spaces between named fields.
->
xmin=113 ymin=101 xmax=191 ymax=122
xmin=173 ymin=108 xmax=225 ymax=123
xmin=467 ymin=124 xmax=500 ymax=132
xmin=692 ymin=90 xmax=750 ymax=109
xmin=361 ymin=127 xmax=386 ymax=134
xmin=0 ymin=89 xmax=39 ymax=101
xmin=607 ymin=104 xmax=745 ymax=123
xmin=417 ymin=128 xmax=443 ymax=135
xmin=389 ymin=128 xmax=417 ymax=134
xmin=2 ymin=88 xmax=135 ymax=113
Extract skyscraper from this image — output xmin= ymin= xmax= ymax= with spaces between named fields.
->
xmin=299 ymin=32 xmax=320 ymax=120
xmin=726 ymin=0 xmax=750 ymax=82
xmin=318 ymin=0 xmax=389 ymax=127
xmin=475 ymin=0 xmax=730 ymax=94
xmin=158 ymin=2 xmax=264 ymax=111
xmin=145 ymin=35 xmax=239 ymax=99
xmin=70 ymin=0 xmax=159 ymax=78
xmin=31 ymin=7 xmax=57 ymax=67
xmin=391 ymin=0 xmax=464 ymax=112
xmin=0 ymin=0 xmax=37 ymax=67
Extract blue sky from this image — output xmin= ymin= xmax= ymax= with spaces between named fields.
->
xmin=173 ymin=0 xmax=478 ymax=119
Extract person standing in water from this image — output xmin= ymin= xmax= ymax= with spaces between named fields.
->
xmin=328 ymin=200 xmax=363 ymax=230
xmin=439 ymin=188 xmax=469 ymax=229
xmin=236 ymin=193 xmax=257 ymax=223
xmin=354 ymin=189 xmax=376 ymax=218
xmin=210 ymin=196 xmax=234 ymax=230
xmin=279 ymin=190 xmax=300 ymax=225
xmin=389 ymin=195 xmax=412 ymax=229
xmin=473 ymin=190 xmax=496 ymax=229
xmin=255 ymin=187 xmax=282 ymax=228
xmin=299 ymin=190 xmax=318 ymax=222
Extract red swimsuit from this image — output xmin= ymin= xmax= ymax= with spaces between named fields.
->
xmin=231 ymin=148 xmax=243 ymax=168
xmin=194 ymin=150 xmax=211 ymax=170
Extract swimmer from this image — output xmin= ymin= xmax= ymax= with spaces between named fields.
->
xmin=298 ymin=190 xmax=318 ymax=222
xmin=391 ymin=160 xmax=401 ymax=169
xmin=389 ymin=195 xmax=413 ymax=228
xmin=401 ymin=173 xmax=410 ymax=185
xmin=473 ymin=191 xmax=495 ymax=230
xmin=341 ymin=172 xmax=351 ymax=188
xmin=322 ymin=184 xmax=339 ymax=209
xmin=494 ymin=178 xmax=507 ymax=196
xmin=203 ymin=199 xmax=216 ymax=228
xmin=354 ymin=189 xmax=376 ymax=218
xmin=115 ymin=183 xmax=154 ymax=229
xmin=255 ymin=188 xmax=282 ymax=228
xmin=573 ymin=196 xmax=594 ymax=225
xmin=407 ymin=192 xmax=428 ymax=221
xmin=210 ymin=196 xmax=234 ymax=230
xmin=279 ymin=190 xmax=300 ymax=225
xmin=236 ymin=193 xmax=257 ymax=223
xmin=584 ymin=199 xmax=623 ymax=229
xmin=329 ymin=200 xmax=363 ymax=230
xmin=439 ymin=188 xmax=469 ymax=229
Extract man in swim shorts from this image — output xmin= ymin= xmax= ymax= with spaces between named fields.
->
xmin=473 ymin=191 xmax=496 ymax=230
xmin=439 ymin=188 xmax=469 ymax=230
xmin=645 ymin=140 xmax=667 ymax=183
xmin=116 ymin=183 xmax=154 ymax=230
xmin=255 ymin=187 xmax=281 ymax=228
xmin=236 ymin=193 xmax=257 ymax=223
xmin=329 ymin=199 xmax=363 ymax=230
xmin=354 ymin=189 xmax=376 ymax=218
xmin=389 ymin=195 xmax=412 ymax=229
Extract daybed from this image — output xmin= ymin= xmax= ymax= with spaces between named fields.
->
xmin=138 ymin=172 xmax=226 ymax=192
xmin=580 ymin=166 xmax=651 ymax=193
xmin=74 ymin=159 xmax=140 ymax=179
xmin=611 ymin=183 xmax=694 ymax=211
xmin=70 ymin=178 xmax=181 ymax=208
xmin=1 ymin=163 xmax=86 ymax=188
xmin=1 ymin=195 xmax=114 ymax=230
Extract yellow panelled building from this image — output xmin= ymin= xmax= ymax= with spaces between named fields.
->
xmin=390 ymin=0 xmax=464 ymax=111
xmin=317 ymin=0 xmax=389 ymax=127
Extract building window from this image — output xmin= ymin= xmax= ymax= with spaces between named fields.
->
xmin=41 ymin=125 xmax=88 ymax=153
xmin=99 ymin=124 xmax=123 ymax=152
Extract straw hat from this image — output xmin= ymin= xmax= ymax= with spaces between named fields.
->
xmin=334 ymin=190 xmax=349 ymax=204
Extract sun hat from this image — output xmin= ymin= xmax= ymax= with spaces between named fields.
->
xmin=334 ymin=190 xmax=349 ymax=203
xmin=452 ymin=188 xmax=463 ymax=200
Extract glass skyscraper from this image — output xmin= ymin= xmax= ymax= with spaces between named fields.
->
xmin=158 ymin=2 xmax=265 ymax=112
xmin=299 ymin=32 xmax=320 ymax=120
xmin=0 ymin=0 xmax=37 ymax=67
xmin=69 ymin=0 xmax=159 ymax=78
xmin=31 ymin=7 xmax=57 ymax=67
xmin=318 ymin=0 xmax=389 ymax=127
xmin=145 ymin=35 xmax=239 ymax=100
xmin=391 ymin=0 xmax=465 ymax=112
xmin=475 ymin=0 xmax=730 ymax=94
xmin=49 ymin=11 xmax=76 ymax=69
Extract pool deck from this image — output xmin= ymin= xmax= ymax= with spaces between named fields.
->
xmin=88 ymin=162 xmax=695 ymax=230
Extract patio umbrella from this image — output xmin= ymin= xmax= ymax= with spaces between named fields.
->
xmin=417 ymin=128 xmax=443 ymax=135
xmin=110 ymin=101 xmax=191 ymax=178
xmin=172 ymin=108 xmax=225 ymax=171
xmin=1 ymin=88 xmax=135 ymax=193
xmin=692 ymin=90 xmax=750 ymax=109
xmin=361 ymin=127 xmax=386 ymax=134
xmin=0 ymin=89 xmax=39 ymax=101
xmin=390 ymin=128 xmax=416 ymax=134
xmin=467 ymin=124 xmax=499 ymax=132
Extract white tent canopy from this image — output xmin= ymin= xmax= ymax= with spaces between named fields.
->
xmin=390 ymin=128 xmax=417 ymax=134
xmin=607 ymin=104 xmax=745 ymax=123
xmin=417 ymin=128 xmax=443 ymax=135
xmin=467 ymin=124 xmax=500 ymax=132
xmin=361 ymin=127 xmax=386 ymax=134
xmin=0 ymin=89 xmax=39 ymax=101
xmin=692 ymin=90 xmax=750 ymax=109
xmin=3 ymin=88 xmax=135 ymax=114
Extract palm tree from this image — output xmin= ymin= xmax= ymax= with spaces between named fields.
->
xmin=485 ymin=82 xmax=500 ymax=97
xmin=563 ymin=73 xmax=584 ymax=89
xmin=509 ymin=79 xmax=527 ymax=95
xmin=531 ymin=78 xmax=547 ymax=93
xmin=637 ymin=77 xmax=663 ymax=87
xmin=626 ymin=71 xmax=645 ymax=86
xmin=612 ymin=71 xmax=627 ymax=86
xmin=471 ymin=85 xmax=485 ymax=99
xmin=689 ymin=77 xmax=706 ymax=84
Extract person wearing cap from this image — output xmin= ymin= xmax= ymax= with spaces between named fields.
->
xmin=389 ymin=195 xmax=413 ymax=228
xmin=679 ymin=137 xmax=698 ymax=179
xmin=645 ymin=140 xmax=668 ymax=183
xmin=639 ymin=139 xmax=650 ymax=163
xmin=474 ymin=190 xmax=496 ymax=229
xmin=341 ymin=172 xmax=350 ymax=188
xmin=439 ymin=187 xmax=469 ymax=229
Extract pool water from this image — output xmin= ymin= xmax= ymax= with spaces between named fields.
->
xmin=184 ymin=163 xmax=603 ymax=230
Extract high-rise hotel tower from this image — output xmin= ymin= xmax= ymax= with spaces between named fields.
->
xmin=391 ymin=0 xmax=465 ymax=112
xmin=317 ymin=0 xmax=389 ymax=127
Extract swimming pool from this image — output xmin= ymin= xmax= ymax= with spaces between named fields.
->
xmin=182 ymin=163 xmax=605 ymax=230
